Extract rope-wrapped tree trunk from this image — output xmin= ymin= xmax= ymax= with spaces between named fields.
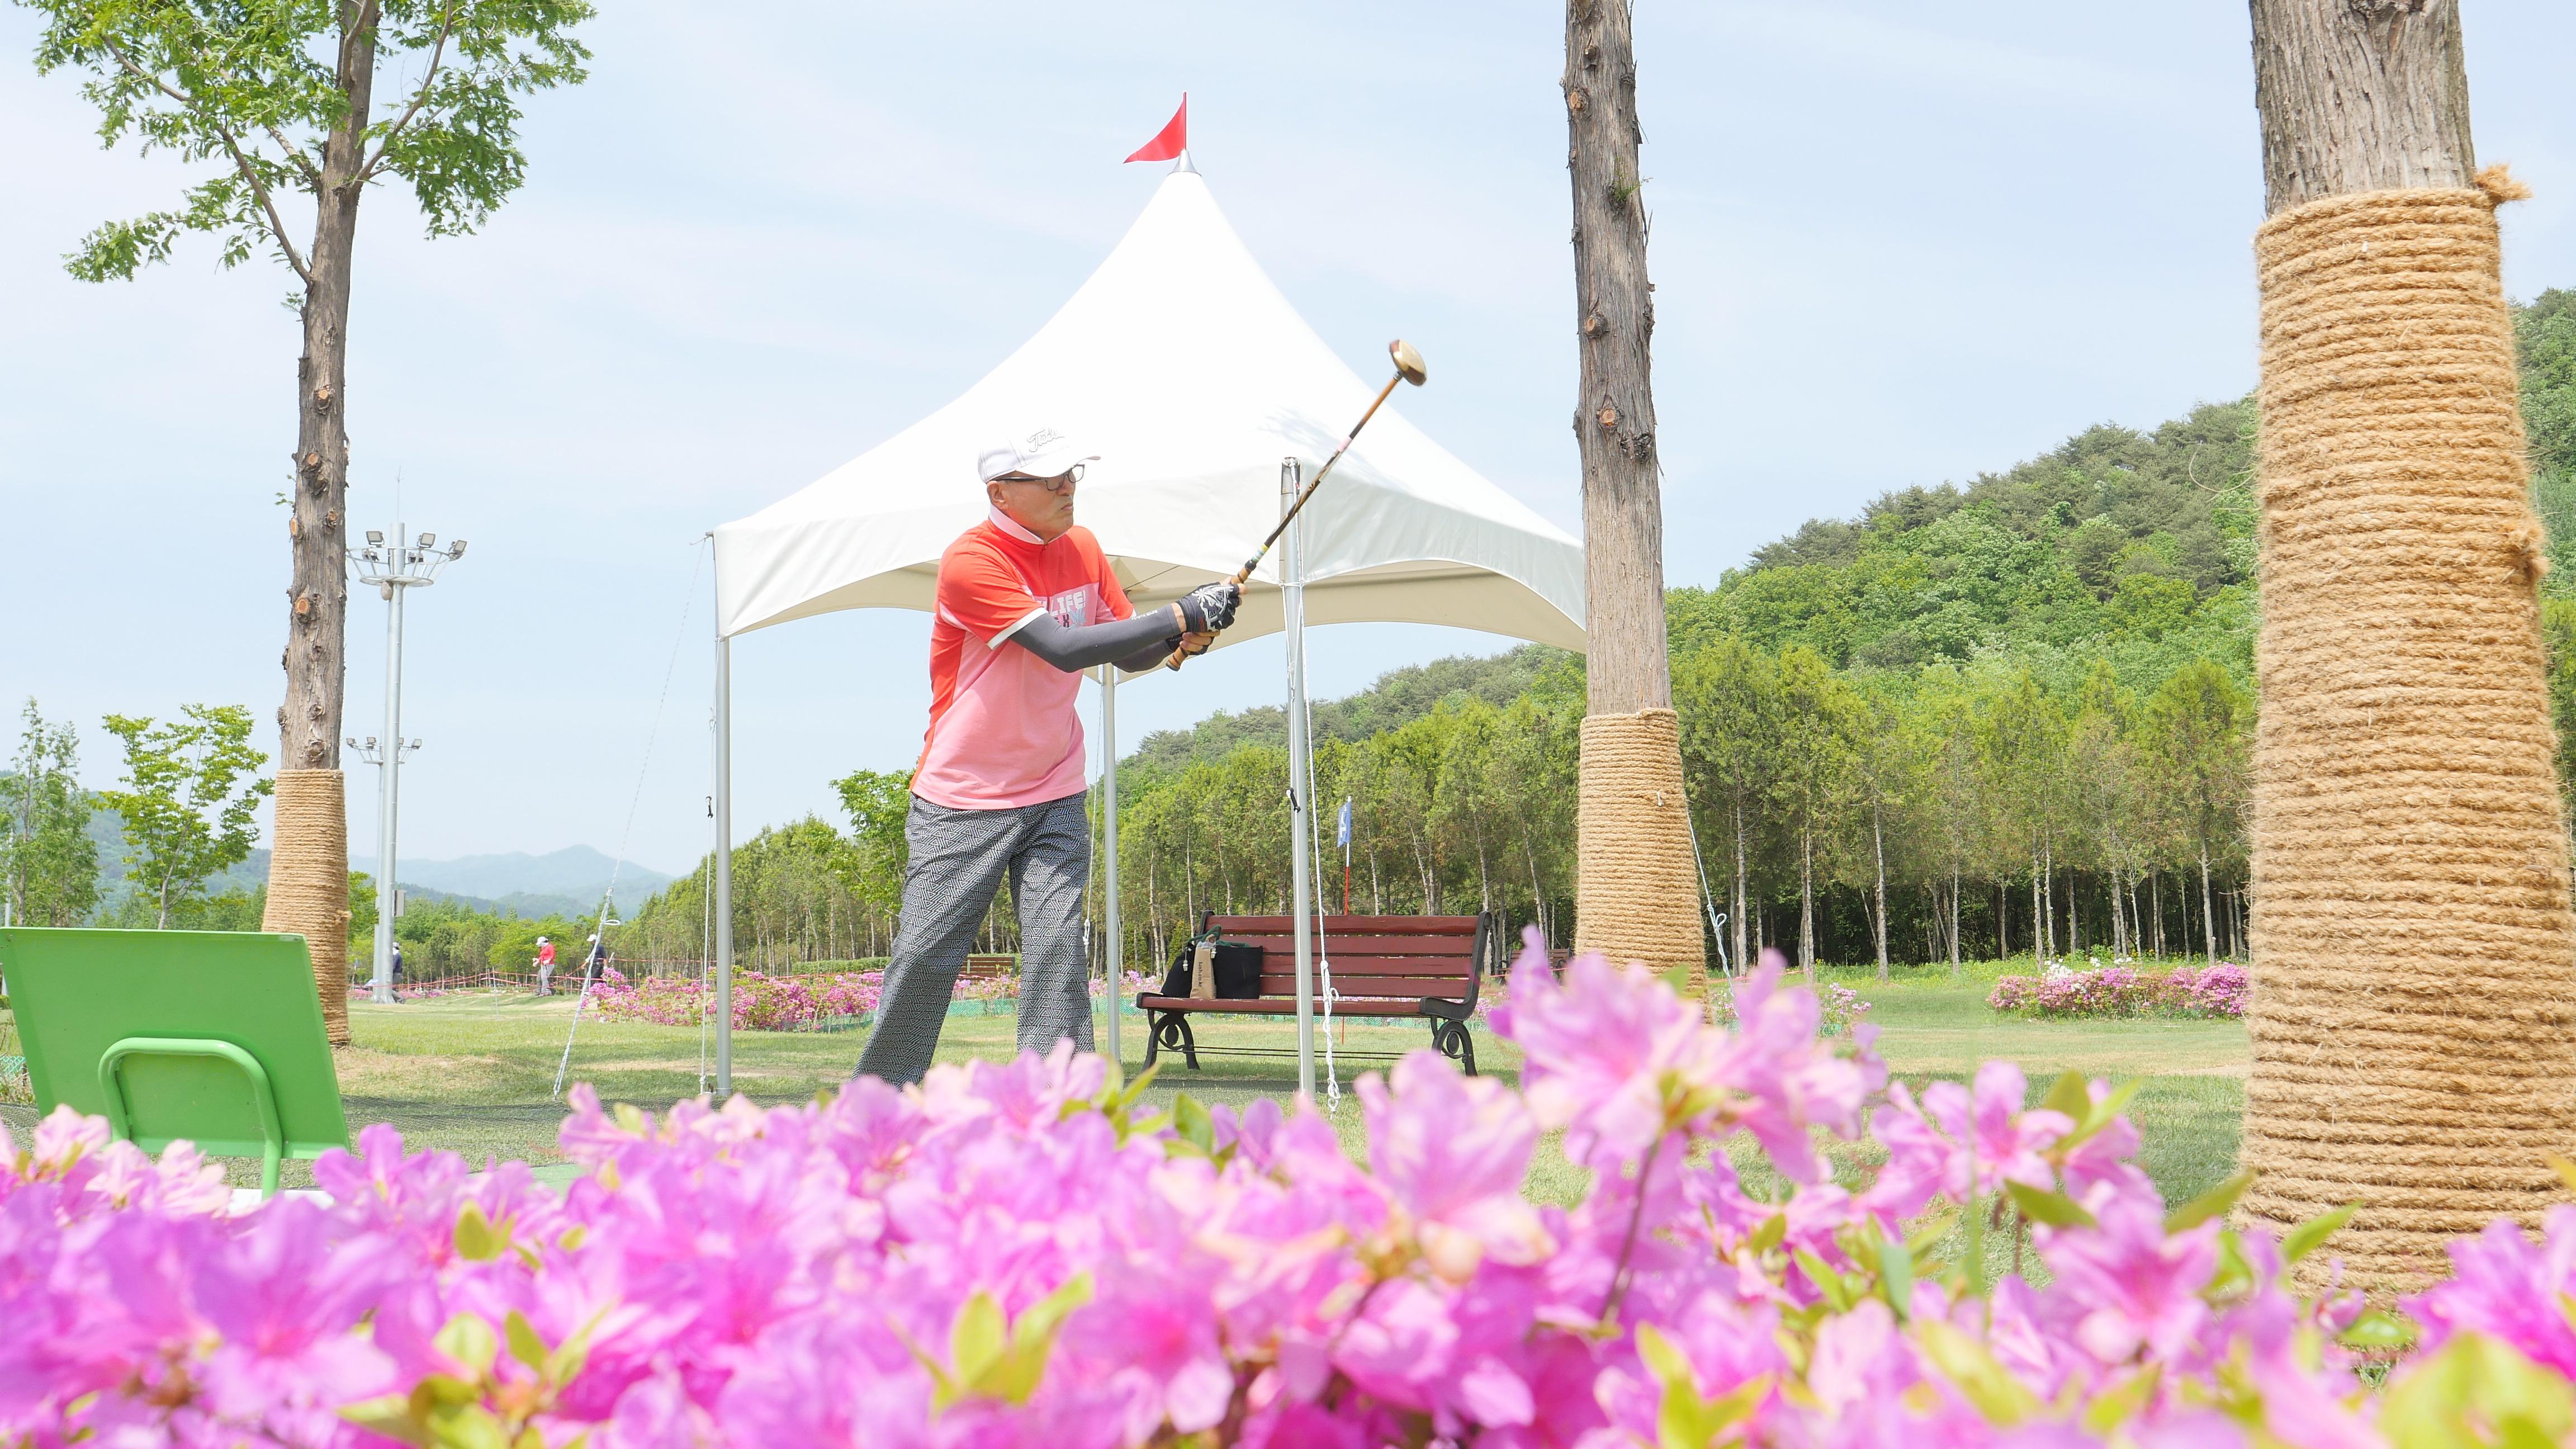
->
xmin=2241 ymin=0 xmax=2576 ymax=1293
xmin=1563 ymin=0 xmax=1702 ymax=985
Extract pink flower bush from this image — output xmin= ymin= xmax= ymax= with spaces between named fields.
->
xmin=1991 ymin=960 xmax=2249 ymax=1019
xmin=7 ymin=931 xmax=2566 ymax=1447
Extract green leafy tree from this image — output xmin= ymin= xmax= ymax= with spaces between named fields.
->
xmin=2142 ymin=661 xmax=2251 ymax=967
xmin=1676 ymin=634 xmax=1780 ymax=972
xmin=833 ymin=768 xmax=915 ymax=924
xmin=23 ymin=0 xmax=595 ymax=956
xmin=1772 ymin=645 xmax=1860 ymax=979
xmin=2 ymin=700 xmax=101 ymax=927
xmin=96 ymin=705 xmax=272 ymax=929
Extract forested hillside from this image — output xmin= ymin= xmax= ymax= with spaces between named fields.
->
xmin=619 ymin=291 xmax=2576 ymax=978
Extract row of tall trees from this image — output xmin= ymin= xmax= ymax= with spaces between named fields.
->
xmin=606 ymin=629 xmax=2253 ymax=984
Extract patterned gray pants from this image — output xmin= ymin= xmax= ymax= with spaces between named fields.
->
xmin=853 ymin=790 xmax=1093 ymax=1086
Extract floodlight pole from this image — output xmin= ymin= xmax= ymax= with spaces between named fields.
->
xmin=346 ymin=521 xmax=463 ymax=1005
xmin=1282 ymin=458 xmax=1318 ymax=1101
xmin=713 ymin=631 xmax=735 ymax=1098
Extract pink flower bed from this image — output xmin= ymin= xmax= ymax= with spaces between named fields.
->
xmin=1990 ymin=961 xmax=2249 ymax=1019
xmin=4 ymin=935 xmax=2558 ymax=1447
xmin=588 ymin=967 xmax=1154 ymax=1032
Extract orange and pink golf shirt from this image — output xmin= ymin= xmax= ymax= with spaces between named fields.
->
xmin=913 ymin=508 xmax=1135 ymax=809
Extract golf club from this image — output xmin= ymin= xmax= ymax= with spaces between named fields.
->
xmin=1162 ymin=338 xmax=1429 ymax=669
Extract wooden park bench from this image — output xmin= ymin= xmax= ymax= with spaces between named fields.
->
xmin=1136 ymin=912 xmax=1497 ymax=1076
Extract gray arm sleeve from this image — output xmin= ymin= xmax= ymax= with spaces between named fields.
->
xmin=1006 ymin=607 xmax=1182 ymax=673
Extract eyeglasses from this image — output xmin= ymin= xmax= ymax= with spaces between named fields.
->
xmin=997 ymin=464 xmax=1083 ymax=491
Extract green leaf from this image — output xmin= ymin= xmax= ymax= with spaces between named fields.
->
xmin=2339 ymin=1310 xmax=2418 ymax=1351
xmin=433 ymin=1314 xmax=498 ymax=1376
xmin=1876 ymin=1233 xmax=1914 ymax=1320
xmin=503 ymin=1310 xmax=547 ymax=1372
xmin=1172 ymin=1094 xmax=1215 ymax=1153
xmin=339 ymin=1394 xmax=434 ymax=1448
xmin=1914 ymin=1319 xmax=2038 ymax=1427
xmin=2162 ymin=1169 xmax=2252 ymax=1234
xmin=1637 ymin=1324 xmax=1767 ymax=1449
xmin=2056 ymin=1078 xmax=2143 ymax=1153
xmin=2005 ymin=1181 xmax=2096 ymax=1229
xmin=2078 ymin=1364 xmax=2162 ymax=1435
xmin=2206 ymin=1230 xmax=2256 ymax=1301
xmin=1792 ymin=1249 xmax=1853 ymax=1313
xmin=1746 ymin=1213 xmax=1788 ymax=1254
xmin=965 ymin=1273 xmax=1095 ymax=1407
xmin=2380 ymin=1332 xmax=2576 ymax=1449
xmin=2038 ymin=1069 xmax=2091 ymax=1122
xmin=453 ymin=1201 xmax=510 ymax=1262
xmin=945 ymin=1292 xmax=1007 ymax=1401
xmin=2281 ymin=1202 xmax=2359 ymax=1264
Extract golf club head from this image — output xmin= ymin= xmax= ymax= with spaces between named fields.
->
xmin=1388 ymin=338 xmax=1428 ymax=386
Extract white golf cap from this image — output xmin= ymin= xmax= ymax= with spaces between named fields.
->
xmin=978 ymin=425 xmax=1098 ymax=484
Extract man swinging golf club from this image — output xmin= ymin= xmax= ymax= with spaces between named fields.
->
xmin=854 ymin=426 xmax=1240 ymax=1086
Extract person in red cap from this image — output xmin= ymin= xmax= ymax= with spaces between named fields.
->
xmin=854 ymin=426 xmax=1240 ymax=1086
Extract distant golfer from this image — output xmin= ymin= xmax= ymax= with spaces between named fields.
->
xmin=583 ymin=933 xmax=609 ymax=991
xmin=533 ymin=936 xmax=557 ymax=996
xmin=854 ymin=427 xmax=1238 ymax=1086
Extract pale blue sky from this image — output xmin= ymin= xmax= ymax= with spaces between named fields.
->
xmin=4 ymin=2 xmax=2572 ymax=877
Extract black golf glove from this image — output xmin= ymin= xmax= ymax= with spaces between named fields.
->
xmin=1177 ymin=581 xmax=1242 ymax=633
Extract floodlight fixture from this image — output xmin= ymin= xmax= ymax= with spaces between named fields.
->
xmin=366 ymin=529 xmax=385 ymax=546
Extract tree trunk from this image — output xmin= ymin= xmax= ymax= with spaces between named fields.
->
xmin=1731 ymin=798 xmax=1749 ymax=970
xmin=261 ymin=3 xmax=379 ymax=1045
xmin=1565 ymin=0 xmax=1700 ymax=980
xmin=2067 ymin=864 xmax=2081 ymax=960
xmin=1872 ymin=804 xmax=1889 ymax=981
xmin=1949 ymin=863 xmax=1962 ymax=979
xmin=2199 ymin=845 xmax=2217 ymax=970
xmin=1798 ymin=822 xmax=1815 ymax=983
xmin=2219 ymin=0 xmax=2573 ymax=1259
xmin=2250 ymin=0 xmax=2473 ymax=213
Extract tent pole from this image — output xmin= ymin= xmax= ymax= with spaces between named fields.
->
xmin=1100 ymin=665 xmax=1123 ymax=1068
xmin=713 ymin=629 xmax=734 ymax=1097
xmin=1283 ymin=457 xmax=1317 ymax=1101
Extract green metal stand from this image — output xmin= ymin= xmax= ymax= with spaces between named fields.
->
xmin=97 ymin=1036 xmax=285 ymax=1197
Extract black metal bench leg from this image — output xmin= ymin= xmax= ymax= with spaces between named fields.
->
xmin=1149 ymin=1011 xmax=1200 ymax=1071
xmin=1436 ymin=1019 xmax=1477 ymax=1076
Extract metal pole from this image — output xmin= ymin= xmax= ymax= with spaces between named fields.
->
xmin=372 ymin=527 xmax=405 ymax=1004
xmin=1100 ymin=666 xmax=1123 ymax=1067
xmin=1282 ymin=458 xmax=1317 ymax=1101
xmin=713 ymin=631 xmax=734 ymax=1097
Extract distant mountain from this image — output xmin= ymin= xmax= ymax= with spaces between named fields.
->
xmin=350 ymin=845 xmax=674 ymax=913
xmin=81 ymin=798 xmax=669 ymax=919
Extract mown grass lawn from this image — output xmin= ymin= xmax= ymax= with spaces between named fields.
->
xmin=0 ymin=976 xmax=2247 ymax=1216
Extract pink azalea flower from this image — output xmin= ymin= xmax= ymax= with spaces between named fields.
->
xmin=1358 ymin=1050 xmax=1552 ymax=1278
xmin=1921 ymin=1061 xmax=2072 ymax=1198
xmin=2035 ymin=1188 xmax=2219 ymax=1367
xmin=2408 ymin=1202 xmax=2576 ymax=1376
xmin=1490 ymin=930 xmax=1715 ymax=1167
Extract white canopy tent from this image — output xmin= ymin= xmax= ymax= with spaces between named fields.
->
xmin=706 ymin=159 xmax=1585 ymax=1094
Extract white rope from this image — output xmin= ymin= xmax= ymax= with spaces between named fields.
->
xmin=555 ymin=536 xmax=708 ymax=1100
xmin=1302 ymin=728 xmax=1340 ymax=1114
xmin=1683 ymin=799 xmax=1732 ymax=979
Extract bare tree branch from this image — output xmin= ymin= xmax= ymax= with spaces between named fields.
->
xmin=356 ymin=0 xmax=466 ymax=186
xmin=97 ymin=35 xmax=314 ymax=284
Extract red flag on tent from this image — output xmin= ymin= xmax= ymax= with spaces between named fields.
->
xmin=1124 ymin=96 xmax=1187 ymax=163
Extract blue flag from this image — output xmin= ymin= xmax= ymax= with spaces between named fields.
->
xmin=1336 ymin=797 xmax=1352 ymax=847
